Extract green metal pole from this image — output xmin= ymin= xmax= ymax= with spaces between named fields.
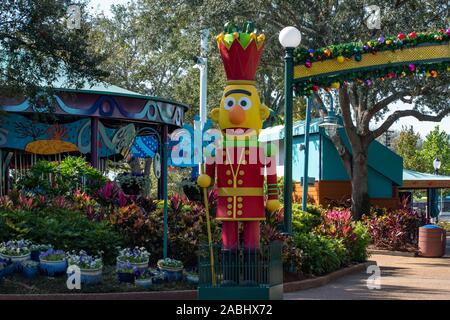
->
xmin=302 ymin=97 xmax=312 ymax=211
xmin=162 ymin=125 xmax=169 ymax=258
xmin=283 ymin=47 xmax=294 ymax=234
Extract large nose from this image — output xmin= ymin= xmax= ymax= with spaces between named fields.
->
xmin=228 ymin=105 xmax=246 ymax=125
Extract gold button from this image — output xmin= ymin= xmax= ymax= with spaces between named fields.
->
xmin=227 ymin=179 xmax=233 ymax=185
xmin=245 ymin=150 xmax=250 ymax=155
xmin=227 ymin=197 xmax=233 ymax=203
xmin=238 ymin=180 xmax=243 ymax=185
xmin=239 ymin=170 xmax=244 ymax=176
xmin=238 ymin=203 xmax=243 ymax=209
xmin=227 ymin=210 xmax=233 ymax=215
xmin=237 ymin=210 xmax=243 ymax=215
xmin=227 ymin=204 xmax=233 ymax=209
xmin=237 ymin=197 xmax=243 ymax=202
xmin=226 ymin=170 xmax=231 ymax=176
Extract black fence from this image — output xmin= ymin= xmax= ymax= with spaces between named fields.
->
xmin=198 ymin=241 xmax=283 ymax=288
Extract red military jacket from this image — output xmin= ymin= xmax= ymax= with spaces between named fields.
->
xmin=205 ymin=138 xmax=278 ymax=221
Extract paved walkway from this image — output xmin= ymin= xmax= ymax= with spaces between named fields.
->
xmin=285 ymin=236 xmax=450 ymax=300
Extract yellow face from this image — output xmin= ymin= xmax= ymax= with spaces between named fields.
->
xmin=210 ymin=84 xmax=270 ymax=134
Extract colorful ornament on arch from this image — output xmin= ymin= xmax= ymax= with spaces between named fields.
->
xmin=294 ymin=29 xmax=450 ymax=65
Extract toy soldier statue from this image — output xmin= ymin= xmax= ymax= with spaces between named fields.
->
xmin=197 ymin=22 xmax=280 ymax=285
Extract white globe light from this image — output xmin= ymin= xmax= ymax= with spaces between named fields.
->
xmin=279 ymin=26 xmax=302 ymax=48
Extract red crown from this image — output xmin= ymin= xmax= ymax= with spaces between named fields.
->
xmin=217 ymin=33 xmax=265 ymax=81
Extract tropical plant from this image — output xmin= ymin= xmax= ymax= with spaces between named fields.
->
xmin=0 ymin=207 xmax=124 ymax=264
xmin=294 ymin=233 xmax=346 ymax=276
xmin=363 ymin=209 xmax=425 ymax=251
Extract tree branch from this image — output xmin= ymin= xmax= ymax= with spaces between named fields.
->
xmin=371 ymin=108 xmax=450 ymax=141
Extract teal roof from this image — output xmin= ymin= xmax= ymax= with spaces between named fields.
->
xmin=49 ymin=78 xmax=189 ymax=110
xmin=403 ymin=169 xmax=450 ymax=181
xmin=259 ymin=118 xmax=322 ymax=142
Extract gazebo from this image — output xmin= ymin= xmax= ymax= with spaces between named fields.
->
xmin=0 ymin=79 xmax=189 ymax=198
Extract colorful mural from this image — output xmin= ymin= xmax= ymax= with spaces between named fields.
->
xmin=0 ymin=114 xmax=137 ymax=158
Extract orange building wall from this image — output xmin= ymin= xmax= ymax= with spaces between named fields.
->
xmin=293 ymin=181 xmax=401 ymax=210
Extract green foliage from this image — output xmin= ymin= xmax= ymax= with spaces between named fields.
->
xmin=0 ymin=207 xmax=124 ymax=264
xmin=393 ymin=126 xmax=426 ymax=172
xmin=15 ymin=157 xmax=106 ymax=196
xmin=420 ymin=126 xmax=450 ymax=175
xmin=352 ymin=222 xmax=371 ymax=262
xmin=294 ymin=233 xmax=346 ymax=276
xmin=0 ymin=0 xmax=108 ymax=103
xmin=292 ymin=205 xmax=321 ymax=234
xmin=394 ymin=125 xmax=450 ymax=175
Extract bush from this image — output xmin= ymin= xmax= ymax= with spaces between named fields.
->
xmin=0 ymin=207 xmax=124 ymax=264
xmin=292 ymin=205 xmax=321 ymax=234
xmin=363 ymin=209 xmax=424 ymax=251
xmin=294 ymin=233 xmax=346 ymax=276
xmin=352 ymin=222 xmax=371 ymax=262
xmin=15 ymin=156 xmax=106 ymax=196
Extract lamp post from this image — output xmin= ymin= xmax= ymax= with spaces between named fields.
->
xmin=433 ymin=157 xmax=441 ymax=175
xmin=279 ymin=26 xmax=301 ymax=234
xmin=432 ymin=157 xmax=442 ymax=222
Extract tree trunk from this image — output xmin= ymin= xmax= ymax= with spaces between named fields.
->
xmin=351 ymin=149 xmax=371 ymax=220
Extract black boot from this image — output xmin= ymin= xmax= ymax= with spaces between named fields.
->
xmin=221 ymin=249 xmax=238 ymax=286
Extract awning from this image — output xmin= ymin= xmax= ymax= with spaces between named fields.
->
xmin=401 ymin=169 xmax=450 ymax=189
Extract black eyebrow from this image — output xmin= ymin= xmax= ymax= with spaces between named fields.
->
xmin=224 ymin=89 xmax=252 ymax=97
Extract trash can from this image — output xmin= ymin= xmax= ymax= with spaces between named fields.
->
xmin=418 ymin=225 xmax=446 ymax=258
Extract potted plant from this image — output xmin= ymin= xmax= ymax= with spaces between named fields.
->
xmin=0 ymin=239 xmax=32 ymax=264
xmin=22 ymin=260 xmax=39 ymax=279
xmin=157 ymin=258 xmax=184 ymax=281
xmin=185 ymin=271 xmax=199 ymax=285
xmin=150 ymin=268 xmax=165 ymax=284
xmin=39 ymin=249 xmax=67 ymax=276
xmin=67 ymin=250 xmax=103 ymax=284
xmin=0 ymin=257 xmax=15 ymax=280
xmin=134 ymin=269 xmax=154 ymax=289
xmin=117 ymin=247 xmax=150 ymax=272
xmin=116 ymin=261 xmax=136 ymax=283
xmin=30 ymin=244 xmax=53 ymax=262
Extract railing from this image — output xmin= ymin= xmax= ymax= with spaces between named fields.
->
xmin=198 ymin=241 xmax=283 ymax=288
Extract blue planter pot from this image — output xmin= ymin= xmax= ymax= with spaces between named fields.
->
xmin=117 ymin=272 xmax=135 ymax=283
xmin=160 ymin=268 xmax=183 ymax=282
xmin=80 ymin=268 xmax=102 ymax=285
xmin=40 ymin=259 xmax=67 ymax=276
xmin=135 ymin=278 xmax=153 ymax=289
xmin=23 ymin=266 xmax=39 ymax=279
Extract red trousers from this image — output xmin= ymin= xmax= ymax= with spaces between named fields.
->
xmin=221 ymin=221 xmax=260 ymax=250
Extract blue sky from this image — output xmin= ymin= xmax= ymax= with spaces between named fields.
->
xmin=88 ymin=0 xmax=449 ymax=137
